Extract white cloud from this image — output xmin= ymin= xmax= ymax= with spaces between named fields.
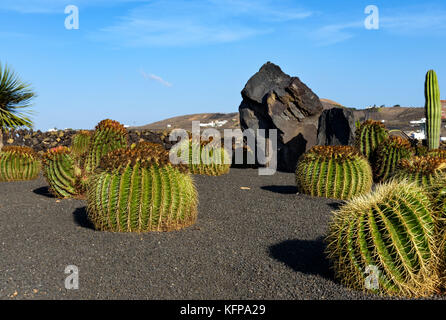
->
xmin=90 ymin=0 xmax=311 ymax=47
xmin=140 ymin=69 xmax=172 ymax=87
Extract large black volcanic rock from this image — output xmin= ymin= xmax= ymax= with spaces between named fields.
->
xmin=317 ymin=107 xmax=355 ymax=146
xmin=239 ymin=62 xmax=323 ymax=172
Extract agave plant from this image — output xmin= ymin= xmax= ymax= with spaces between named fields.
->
xmin=0 ymin=62 xmax=36 ymax=151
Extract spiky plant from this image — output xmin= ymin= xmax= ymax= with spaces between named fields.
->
xmin=86 ymin=143 xmax=198 ymax=232
xmin=41 ymin=146 xmax=87 ymax=198
xmin=0 ymin=62 xmax=36 ymax=152
xmin=354 ymin=120 xmax=389 ymax=160
xmin=326 ymin=180 xmax=440 ymax=297
xmin=427 ymin=149 xmax=446 ymax=159
xmin=392 ymin=156 xmax=446 ymax=188
xmin=85 ymin=119 xmax=128 ymax=174
xmin=372 ymin=136 xmax=414 ymax=182
xmin=295 ymin=145 xmax=373 ymax=200
xmin=71 ymin=130 xmax=92 ymax=157
xmin=425 ymin=70 xmax=441 ymax=150
xmin=0 ymin=146 xmax=40 ymax=181
xmin=175 ymin=138 xmax=230 ymax=176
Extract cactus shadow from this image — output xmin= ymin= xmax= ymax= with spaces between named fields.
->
xmin=269 ymin=237 xmax=334 ymax=281
xmin=261 ymin=185 xmax=298 ymax=194
xmin=73 ymin=207 xmax=95 ymax=230
xmin=33 ymin=186 xmax=55 ymax=198
xmin=327 ymin=201 xmax=344 ymax=211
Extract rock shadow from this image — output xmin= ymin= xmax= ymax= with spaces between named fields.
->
xmin=269 ymin=237 xmax=334 ymax=281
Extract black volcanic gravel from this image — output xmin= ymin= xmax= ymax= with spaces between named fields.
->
xmin=0 ymin=168 xmax=432 ymax=300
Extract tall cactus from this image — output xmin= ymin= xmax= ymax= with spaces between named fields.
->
xmin=354 ymin=120 xmax=389 ymax=160
xmin=392 ymin=156 xmax=446 ymax=188
xmin=71 ymin=130 xmax=92 ymax=157
xmin=0 ymin=146 xmax=40 ymax=181
xmin=41 ymin=146 xmax=86 ymax=198
xmin=326 ymin=180 xmax=440 ymax=297
xmin=425 ymin=70 xmax=442 ymax=150
xmin=87 ymin=144 xmax=198 ymax=232
xmin=85 ymin=119 xmax=128 ymax=173
xmin=295 ymin=146 xmax=373 ymax=200
xmin=373 ymin=136 xmax=414 ymax=182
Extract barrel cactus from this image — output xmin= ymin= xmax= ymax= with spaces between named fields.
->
xmin=0 ymin=146 xmax=40 ymax=181
xmin=373 ymin=136 xmax=414 ymax=182
xmin=355 ymin=120 xmax=389 ymax=160
xmin=41 ymin=146 xmax=87 ymax=198
xmin=427 ymin=149 xmax=446 ymax=159
xmin=326 ymin=180 xmax=440 ymax=297
xmin=85 ymin=119 xmax=128 ymax=173
xmin=71 ymin=130 xmax=92 ymax=157
xmin=392 ymin=156 xmax=446 ymax=188
xmin=175 ymin=138 xmax=230 ymax=176
xmin=295 ymin=146 xmax=373 ymax=200
xmin=86 ymin=144 xmax=198 ymax=232
xmin=425 ymin=70 xmax=442 ymax=150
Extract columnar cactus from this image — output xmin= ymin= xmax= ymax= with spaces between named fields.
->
xmin=85 ymin=119 xmax=128 ymax=173
xmin=354 ymin=120 xmax=389 ymax=160
xmin=41 ymin=146 xmax=86 ymax=198
xmin=295 ymin=146 xmax=373 ymax=200
xmin=86 ymin=144 xmax=198 ymax=232
xmin=425 ymin=70 xmax=442 ymax=150
xmin=373 ymin=136 xmax=414 ymax=182
xmin=71 ymin=130 xmax=92 ymax=157
xmin=0 ymin=146 xmax=40 ymax=181
xmin=175 ymin=138 xmax=230 ymax=176
xmin=326 ymin=180 xmax=440 ymax=297
xmin=392 ymin=156 xmax=446 ymax=188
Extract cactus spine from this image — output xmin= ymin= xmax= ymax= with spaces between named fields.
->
xmin=42 ymin=146 xmax=86 ymax=198
xmin=87 ymin=144 xmax=198 ymax=232
xmin=373 ymin=136 xmax=414 ymax=182
xmin=392 ymin=156 xmax=446 ymax=188
xmin=326 ymin=181 xmax=440 ymax=297
xmin=0 ymin=146 xmax=40 ymax=181
xmin=295 ymin=146 xmax=373 ymax=200
xmin=425 ymin=70 xmax=442 ymax=150
xmin=85 ymin=119 xmax=128 ymax=173
xmin=355 ymin=120 xmax=389 ymax=160
xmin=71 ymin=130 xmax=92 ymax=157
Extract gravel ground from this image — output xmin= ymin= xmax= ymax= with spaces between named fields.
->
xmin=0 ymin=168 xmax=424 ymax=300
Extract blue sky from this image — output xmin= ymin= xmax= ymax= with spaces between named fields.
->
xmin=0 ymin=0 xmax=445 ymax=130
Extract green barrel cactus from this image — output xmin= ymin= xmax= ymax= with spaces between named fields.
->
xmin=42 ymin=146 xmax=87 ymax=198
xmin=425 ymin=70 xmax=442 ymax=150
xmin=295 ymin=146 xmax=373 ymax=200
xmin=86 ymin=144 xmax=198 ymax=232
xmin=175 ymin=138 xmax=230 ymax=176
xmin=427 ymin=149 xmax=446 ymax=159
xmin=71 ymin=130 xmax=92 ymax=157
xmin=85 ymin=119 xmax=128 ymax=173
xmin=326 ymin=180 xmax=440 ymax=297
xmin=0 ymin=146 xmax=41 ymax=181
xmin=373 ymin=136 xmax=414 ymax=182
xmin=392 ymin=156 xmax=446 ymax=188
xmin=355 ymin=120 xmax=389 ymax=160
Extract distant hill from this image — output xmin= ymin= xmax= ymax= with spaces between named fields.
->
xmin=133 ymin=100 xmax=442 ymax=135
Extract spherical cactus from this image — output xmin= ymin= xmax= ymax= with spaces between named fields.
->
xmin=71 ymin=130 xmax=92 ymax=157
xmin=42 ymin=146 xmax=86 ymax=198
xmin=427 ymin=149 xmax=446 ymax=159
xmin=355 ymin=120 xmax=389 ymax=160
xmin=85 ymin=119 xmax=128 ymax=173
xmin=174 ymin=138 xmax=230 ymax=176
xmin=373 ymin=136 xmax=414 ymax=182
xmin=295 ymin=146 xmax=373 ymax=200
xmin=0 ymin=146 xmax=40 ymax=181
xmin=392 ymin=156 xmax=446 ymax=188
xmin=86 ymin=145 xmax=198 ymax=232
xmin=326 ymin=180 xmax=440 ymax=297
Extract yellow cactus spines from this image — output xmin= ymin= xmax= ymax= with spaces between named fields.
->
xmin=0 ymin=146 xmax=41 ymax=181
xmin=295 ymin=145 xmax=373 ymax=200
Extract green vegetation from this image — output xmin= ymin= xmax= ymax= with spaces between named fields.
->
xmin=0 ymin=146 xmax=40 ymax=181
xmin=425 ymin=70 xmax=441 ymax=150
xmin=354 ymin=120 xmax=389 ymax=161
